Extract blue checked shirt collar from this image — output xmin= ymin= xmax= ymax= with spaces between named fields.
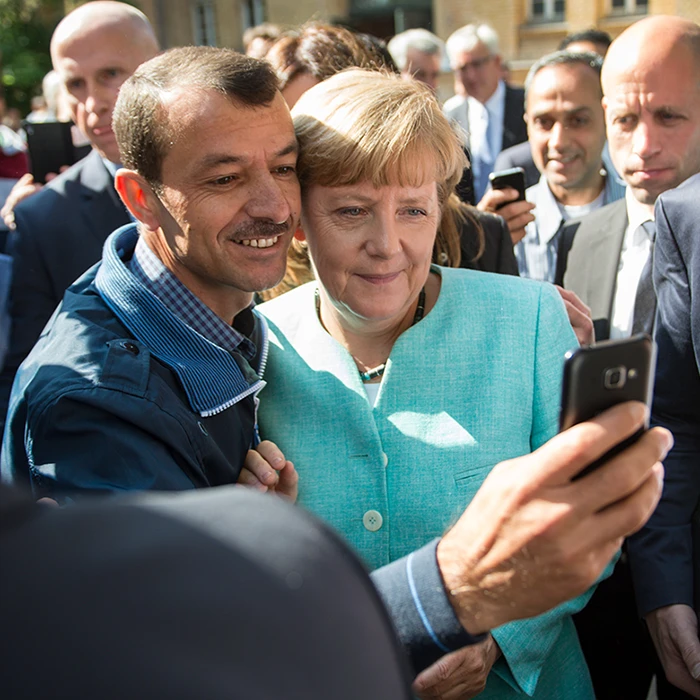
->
xmin=130 ymin=235 xmax=257 ymax=361
xmin=95 ymin=224 xmax=267 ymax=418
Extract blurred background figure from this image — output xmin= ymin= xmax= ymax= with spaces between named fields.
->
xmin=243 ymin=22 xmax=283 ymax=59
xmin=444 ymin=23 xmax=527 ymax=201
xmin=265 ymin=21 xmax=396 ymax=109
xmin=559 ymin=28 xmax=613 ymax=57
xmin=24 ymin=96 xmax=50 ymax=123
xmin=387 ymin=28 xmax=445 ymax=93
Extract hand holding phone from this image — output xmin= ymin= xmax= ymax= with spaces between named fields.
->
xmin=488 ymin=167 xmax=526 ymax=206
xmin=560 ymin=334 xmax=656 ymax=479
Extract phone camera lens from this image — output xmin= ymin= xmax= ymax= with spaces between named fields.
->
xmin=604 ymin=366 xmax=627 ymax=389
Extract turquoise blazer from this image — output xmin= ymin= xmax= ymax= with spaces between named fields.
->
xmin=258 ymin=267 xmax=595 ymax=698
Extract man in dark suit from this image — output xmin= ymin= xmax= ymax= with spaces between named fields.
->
xmin=556 ymin=17 xmax=700 ymax=699
xmin=443 ymin=24 xmax=527 ymax=201
xmin=0 ymin=1 xmax=159 ymax=432
xmin=1 ymin=400 xmax=670 ymax=699
xmin=627 ymin=173 xmax=700 ymax=697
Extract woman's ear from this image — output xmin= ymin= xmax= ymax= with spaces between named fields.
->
xmin=114 ymin=169 xmax=162 ymax=231
xmin=293 ymin=225 xmax=307 ymax=242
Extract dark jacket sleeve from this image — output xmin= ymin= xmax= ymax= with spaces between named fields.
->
xmin=0 ymin=223 xmax=59 ymax=434
xmin=627 ymin=187 xmax=700 ymax=616
xmin=372 ymin=538 xmax=487 ymax=674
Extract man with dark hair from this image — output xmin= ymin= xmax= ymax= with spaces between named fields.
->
xmin=498 ymin=51 xmax=623 ymax=281
xmin=1 ymin=46 xmax=297 ymax=498
xmin=0 ymin=1 xmax=159 ymax=434
xmin=494 ymin=29 xmax=613 ymax=191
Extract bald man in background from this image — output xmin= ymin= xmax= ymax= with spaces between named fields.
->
xmin=0 ymin=1 xmax=159 ymax=433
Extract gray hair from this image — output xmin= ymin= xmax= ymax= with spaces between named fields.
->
xmin=388 ymin=28 xmax=445 ymax=71
xmin=524 ymin=50 xmax=603 ymax=100
xmin=446 ymin=24 xmax=500 ymax=68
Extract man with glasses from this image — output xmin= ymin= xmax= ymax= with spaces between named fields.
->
xmin=444 ymin=24 xmax=527 ymax=201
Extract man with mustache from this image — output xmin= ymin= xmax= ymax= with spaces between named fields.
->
xmin=512 ymin=50 xmax=624 ymax=283
xmin=1 ymin=48 xmax=299 ymax=498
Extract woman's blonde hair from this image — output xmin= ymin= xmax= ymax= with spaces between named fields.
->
xmin=262 ymin=69 xmax=483 ymax=299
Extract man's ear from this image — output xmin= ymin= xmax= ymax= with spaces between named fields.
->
xmin=293 ymin=225 xmax=306 ymax=241
xmin=114 ymin=169 xmax=162 ymax=231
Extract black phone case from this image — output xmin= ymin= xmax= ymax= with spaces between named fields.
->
xmin=560 ymin=334 xmax=656 ymax=479
xmin=23 ymin=121 xmax=76 ymax=184
xmin=488 ymin=167 xmax=526 ymax=208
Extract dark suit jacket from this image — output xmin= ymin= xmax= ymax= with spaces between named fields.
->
xmin=0 ymin=150 xmax=130 ymax=431
xmin=627 ymin=174 xmax=700 ymax=617
xmin=493 ymin=141 xmax=540 ymax=189
xmin=0 ymin=484 xmax=480 ymax=698
xmin=556 ymin=199 xmax=628 ymax=340
xmin=459 ymin=209 xmax=519 ymax=276
xmin=502 ymin=85 xmax=527 ymax=152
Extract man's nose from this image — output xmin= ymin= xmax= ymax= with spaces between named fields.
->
xmin=548 ymin=122 xmax=568 ymax=151
xmin=84 ymin=83 xmax=112 ymax=115
xmin=245 ymin=172 xmax=294 ymax=223
xmin=632 ymin=120 xmax=661 ymax=159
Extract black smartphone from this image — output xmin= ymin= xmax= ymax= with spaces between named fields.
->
xmin=560 ymin=334 xmax=656 ymax=480
xmin=488 ymin=167 xmax=526 ymax=208
xmin=23 ymin=121 xmax=77 ymax=184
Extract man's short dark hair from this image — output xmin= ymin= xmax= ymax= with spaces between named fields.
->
xmin=525 ymin=50 xmax=604 ymax=100
xmin=113 ymin=46 xmax=279 ymax=190
xmin=559 ymin=29 xmax=612 ymax=52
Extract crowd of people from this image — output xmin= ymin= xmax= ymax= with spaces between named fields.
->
xmin=0 ymin=2 xmax=698 ymax=699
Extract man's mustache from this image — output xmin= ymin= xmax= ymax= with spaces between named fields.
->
xmin=231 ymin=219 xmax=290 ymax=240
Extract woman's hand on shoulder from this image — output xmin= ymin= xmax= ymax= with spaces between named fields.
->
xmin=237 ymin=440 xmax=299 ymax=503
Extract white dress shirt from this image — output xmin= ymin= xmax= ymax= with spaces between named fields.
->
xmin=609 ymin=189 xmax=654 ymax=339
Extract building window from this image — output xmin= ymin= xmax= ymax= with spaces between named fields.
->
xmin=530 ymin=0 xmax=565 ymax=22
xmin=610 ymin=0 xmax=648 ymax=14
xmin=192 ymin=1 xmax=217 ymax=46
xmin=241 ymin=0 xmax=265 ymax=31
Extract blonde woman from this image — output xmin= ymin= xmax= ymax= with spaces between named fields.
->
xmin=256 ymin=70 xmax=599 ymax=699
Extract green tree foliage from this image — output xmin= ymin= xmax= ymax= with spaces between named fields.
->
xmin=0 ymin=0 xmax=64 ymax=116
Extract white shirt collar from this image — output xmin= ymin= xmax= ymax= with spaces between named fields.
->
xmin=625 ymin=186 xmax=654 ymax=231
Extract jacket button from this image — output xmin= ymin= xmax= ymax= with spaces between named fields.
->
xmin=121 ymin=341 xmax=140 ymax=355
xmin=362 ymin=510 xmax=383 ymax=532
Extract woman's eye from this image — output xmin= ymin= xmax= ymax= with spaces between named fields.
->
xmin=339 ymin=207 xmax=365 ymax=217
xmin=405 ymin=208 xmax=426 ymax=217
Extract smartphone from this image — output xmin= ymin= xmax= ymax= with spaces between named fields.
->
xmin=488 ymin=167 xmax=526 ymax=208
xmin=23 ymin=121 xmax=77 ymax=184
xmin=560 ymin=334 xmax=656 ymax=479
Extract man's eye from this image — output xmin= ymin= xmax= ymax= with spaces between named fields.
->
xmin=404 ymin=208 xmax=426 ymax=217
xmin=212 ymin=175 xmax=237 ymax=186
xmin=275 ymin=166 xmax=296 ymax=176
xmin=534 ymin=118 xmax=553 ymax=130
xmin=66 ymin=79 xmax=84 ymax=93
xmin=339 ymin=207 xmax=365 ymax=217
